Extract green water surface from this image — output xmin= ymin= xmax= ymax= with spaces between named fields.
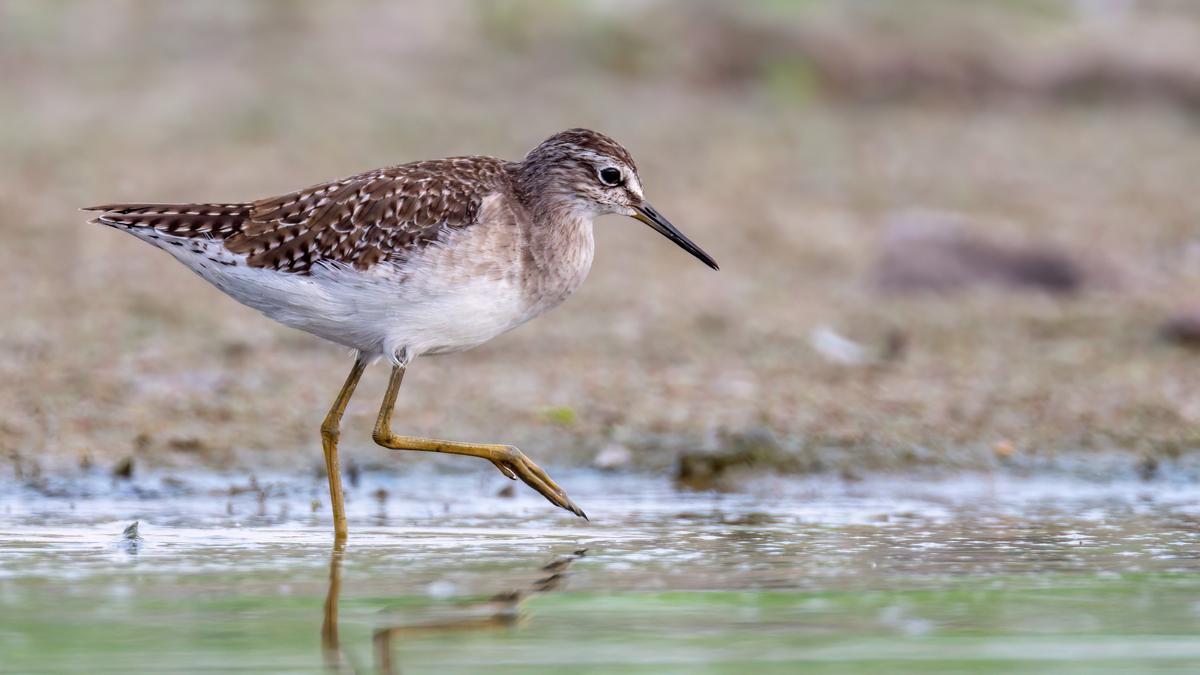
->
xmin=1 ymin=470 xmax=1198 ymax=673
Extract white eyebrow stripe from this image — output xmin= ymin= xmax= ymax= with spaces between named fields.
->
xmin=575 ymin=149 xmax=614 ymax=165
xmin=626 ymin=175 xmax=644 ymax=200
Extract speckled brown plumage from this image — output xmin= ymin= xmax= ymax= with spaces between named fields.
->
xmin=86 ymin=157 xmax=510 ymax=274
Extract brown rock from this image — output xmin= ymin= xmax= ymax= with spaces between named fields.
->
xmin=1161 ymin=307 xmax=1200 ymax=348
xmin=675 ymin=428 xmax=794 ymax=491
xmin=875 ymin=211 xmax=1084 ymax=295
xmin=112 ymin=457 xmax=134 ymax=480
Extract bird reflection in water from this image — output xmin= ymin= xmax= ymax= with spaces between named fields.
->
xmin=322 ymin=544 xmax=588 ymax=673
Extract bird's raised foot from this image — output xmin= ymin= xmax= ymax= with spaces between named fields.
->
xmin=490 ymin=447 xmax=587 ymax=519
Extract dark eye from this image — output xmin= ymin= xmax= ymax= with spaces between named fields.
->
xmin=599 ymin=167 xmax=622 ymax=186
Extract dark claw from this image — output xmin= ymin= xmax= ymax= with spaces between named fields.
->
xmin=535 ymin=485 xmax=587 ymax=520
xmin=565 ymin=500 xmax=588 ymax=520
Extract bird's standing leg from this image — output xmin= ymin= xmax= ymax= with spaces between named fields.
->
xmin=321 ymin=355 xmax=369 ymax=541
xmin=372 ymin=364 xmax=586 ymax=518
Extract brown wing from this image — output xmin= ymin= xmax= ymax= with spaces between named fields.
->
xmin=86 ymin=156 xmax=510 ymax=274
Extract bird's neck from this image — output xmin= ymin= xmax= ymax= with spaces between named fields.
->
xmin=517 ymin=200 xmax=595 ymax=318
xmin=506 ymin=160 xmax=596 ymax=314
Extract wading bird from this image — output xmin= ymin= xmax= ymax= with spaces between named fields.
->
xmin=86 ymin=129 xmax=718 ymax=540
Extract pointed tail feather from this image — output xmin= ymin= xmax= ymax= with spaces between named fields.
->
xmin=83 ymin=203 xmax=250 ymax=237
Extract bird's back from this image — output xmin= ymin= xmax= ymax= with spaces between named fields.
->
xmin=85 ymin=156 xmax=512 ymax=274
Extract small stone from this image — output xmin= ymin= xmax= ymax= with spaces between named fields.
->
xmin=1137 ymin=455 xmax=1159 ymax=481
xmin=426 ymin=580 xmax=458 ymax=598
xmin=592 ymin=443 xmax=633 ymax=470
xmin=810 ymin=325 xmax=869 ymax=365
xmin=117 ymin=521 xmax=142 ymax=553
xmin=1161 ymin=307 xmax=1200 ymax=348
xmin=167 ymin=437 xmax=206 ymax=453
xmin=112 ymin=457 xmax=134 ymax=480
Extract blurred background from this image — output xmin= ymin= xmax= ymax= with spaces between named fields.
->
xmin=3 ymin=0 xmax=1200 ymax=484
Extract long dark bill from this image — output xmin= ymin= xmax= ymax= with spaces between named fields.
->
xmin=631 ymin=202 xmax=719 ymax=270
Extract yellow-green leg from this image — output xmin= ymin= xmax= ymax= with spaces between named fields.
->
xmin=320 ymin=356 xmax=368 ymax=541
xmin=372 ymin=364 xmax=586 ymax=518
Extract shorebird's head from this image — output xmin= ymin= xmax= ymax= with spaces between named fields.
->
xmin=519 ymin=128 xmax=718 ymax=270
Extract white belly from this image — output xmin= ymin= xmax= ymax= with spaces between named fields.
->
xmin=161 ymin=244 xmax=527 ymax=362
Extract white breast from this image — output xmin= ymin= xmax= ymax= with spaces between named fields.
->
xmin=380 ymin=272 xmax=528 ymax=358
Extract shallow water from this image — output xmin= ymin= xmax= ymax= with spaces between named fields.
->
xmin=1 ymin=469 xmax=1199 ymax=673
